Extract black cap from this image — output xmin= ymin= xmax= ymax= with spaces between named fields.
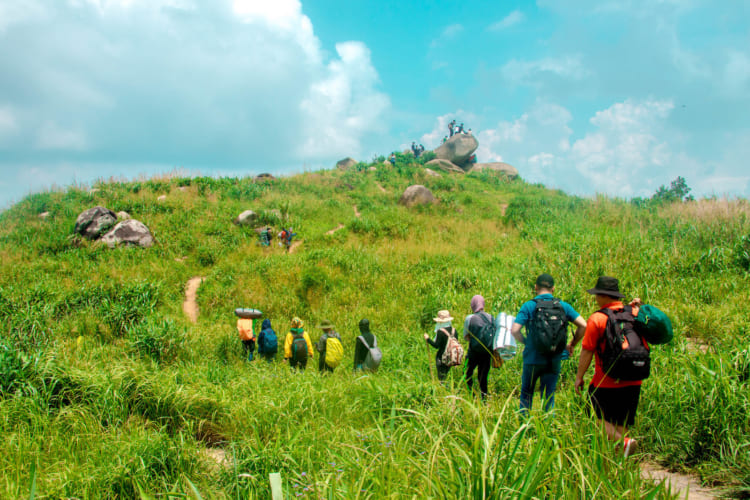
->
xmin=587 ymin=276 xmax=625 ymax=298
xmin=536 ymin=273 xmax=554 ymax=289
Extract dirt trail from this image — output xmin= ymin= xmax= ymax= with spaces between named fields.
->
xmin=326 ymin=223 xmax=345 ymax=235
xmin=183 ymin=277 xmax=205 ymax=323
xmin=376 ymin=182 xmax=387 ymax=193
xmin=641 ymin=463 xmax=717 ymax=499
xmin=500 ymin=203 xmax=509 ymax=216
xmin=353 ymin=205 xmax=361 ymax=218
xmin=288 ymin=241 xmax=302 ymax=253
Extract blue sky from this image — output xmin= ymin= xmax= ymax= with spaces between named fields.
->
xmin=1 ymin=0 xmax=749 ymax=209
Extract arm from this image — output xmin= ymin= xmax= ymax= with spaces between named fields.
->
xmin=566 ymin=316 xmax=587 ymax=355
xmin=424 ymin=331 xmax=439 ymax=348
xmin=575 ymin=348 xmax=595 ymax=394
xmin=316 ymin=334 xmax=327 ymax=353
xmin=305 ymin=332 xmax=314 ymax=357
xmin=463 ymin=316 xmax=472 ymax=341
xmin=511 ymin=322 xmax=525 ymax=344
xmin=283 ymin=333 xmax=292 ymax=359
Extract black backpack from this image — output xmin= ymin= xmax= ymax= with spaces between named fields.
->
xmin=530 ymin=298 xmax=568 ymax=357
xmin=291 ymin=332 xmax=308 ymax=363
xmin=599 ymin=306 xmax=650 ymax=381
xmin=469 ymin=312 xmax=495 ymax=355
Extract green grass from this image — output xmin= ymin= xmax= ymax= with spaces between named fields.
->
xmin=1 ymin=160 xmax=748 ymax=498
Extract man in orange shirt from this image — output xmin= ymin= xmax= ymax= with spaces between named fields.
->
xmin=575 ymin=276 xmax=644 ymax=457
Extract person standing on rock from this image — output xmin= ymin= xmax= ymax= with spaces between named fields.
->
xmin=448 ymin=119 xmax=455 ymax=137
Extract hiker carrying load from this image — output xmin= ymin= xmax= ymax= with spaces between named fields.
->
xmin=284 ymin=317 xmax=314 ymax=371
xmin=511 ymin=273 xmax=587 ymax=414
xmin=424 ymin=309 xmax=463 ymax=382
xmin=354 ymin=318 xmax=381 ymax=372
xmin=316 ymin=319 xmax=343 ymax=373
xmin=463 ymin=295 xmax=494 ymax=400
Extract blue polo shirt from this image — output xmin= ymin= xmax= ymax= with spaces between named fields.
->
xmin=514 ymin=293 xmax=581 ymax=365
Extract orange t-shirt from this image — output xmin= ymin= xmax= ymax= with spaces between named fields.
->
xmin=237 ymin=319 xmax=255 ymax=341
xmin=581 ymin=301 xmax=643 ymax=389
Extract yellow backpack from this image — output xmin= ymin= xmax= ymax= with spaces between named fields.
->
xmin=324 ymin=336 xmax=344 ymax=368
xmin=237 ymin=319 xmax=255 ymax=341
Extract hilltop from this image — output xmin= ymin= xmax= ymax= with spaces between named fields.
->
xmin=1 ymin=155 xmax=749 ymax=498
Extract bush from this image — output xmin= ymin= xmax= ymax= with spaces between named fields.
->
xmin=127 ymin=318 xmax=185 ymax=363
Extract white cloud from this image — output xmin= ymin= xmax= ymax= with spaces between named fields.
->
xmin=501 ymin=55 xmax=590 ymax=85
xmin=430 ymin=23 xmax=463 ymax=48
xmin=488 ymin=10 xmax=524 ymax=31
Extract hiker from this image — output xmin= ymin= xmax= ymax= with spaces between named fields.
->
xmin=442 ymin=136 xmax=448 ymax=143
xmin=463 ymin=295 xmax=493 ymax=400
xmin=424 ymin=309 xmax=461 ymax=382
xmin=257 ymin=318 xmax=278 ymax=362
xmin=458 ymin=123 xmax=465 ymax=134
xmin=411 ymin=142 xmax=418 ymax=157
xmin=237 ymin=317 xmax=256 ymax=362
xmin=316 ymin=319 xmax=343 ymax=373
xmin=466 ymin=128 xmax=472 ymax=135
xmin=259 ymin=226 xmax=271 ymax=247
xmin=448 ymin=119 xmax=455 ymax=137
xmin=284 ymin=317 xmax=313 ymax=371
xmin=389 ymin=153 xmax=396 ymax=165
xmin=354 ymin=318 xmax=379 ymax=372
xmin=279 ymin=228 xmax=296 ymax=251
xmin=510 ymin=273 xmax=587 ymax=413
xmin=575 ymin=276 xmax=646 ymax=457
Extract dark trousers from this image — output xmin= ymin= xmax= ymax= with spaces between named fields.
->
xmin=319 ymin=354 xmax=333 ymax=373
xmin=465 ymin=351 xmax=491 ymax=399
xmin=436 ymin=360 xmax=450 ymax=381
xmin=290 ymin=358 xmax=307 ymax=371
xmin=520 ymin=360 xmax=561 ymax=413
xmin=242 ymin=340 xmax=255 ymax=361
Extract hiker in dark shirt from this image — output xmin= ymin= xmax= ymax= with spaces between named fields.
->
xmin=354 ymin=318 xmax=375 ymax=371
xmin=448 ymin=119 xmax=455 ymax=137
xmin=464 ymin=295 xmax=493 ymax=400
xmin=424 ymin=309 xmax=458 ymax=381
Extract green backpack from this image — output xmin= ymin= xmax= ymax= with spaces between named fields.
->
xmin=292 ymin=332 xmax=309 ymax=362
xmin=634 ymin=305 xmax=673 ymax=345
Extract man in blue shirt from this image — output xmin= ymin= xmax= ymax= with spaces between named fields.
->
xmin=511 ymin=274 xmax=587 ymax=413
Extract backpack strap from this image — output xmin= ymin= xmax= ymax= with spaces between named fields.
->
xmin=358 ymin=335 xmax=371 ymax=350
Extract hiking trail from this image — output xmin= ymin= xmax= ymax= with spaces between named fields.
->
xmin=641 ymin=463 xmax=717 ymax=499
xmin=183 ymin=277 xmax=205 ymax=323
xmin=376 ymin=182 xmax=387 ymax=193
xmin=353 ymin=205 xmax=361 ymax=218
xmin=288 ymin=241 xmax=302 ymax=253
xmin=325 ymin=205 xmax=361 ymax=236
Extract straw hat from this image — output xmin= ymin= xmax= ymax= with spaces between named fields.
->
xmin=433 ymin=310 xmax=454 ymax=322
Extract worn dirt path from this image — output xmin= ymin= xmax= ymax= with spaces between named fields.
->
xmin=183 ymin=277 xmax=205 ymax=323
xmin=353 ymin=205 xmax=361 ymax=218
xmin=641 ymin=463 xmax=717 ymax=499
xmin=375 ymin=182 xmax=387 ymax=193
xmin=326 ymin=223 xmax=345 ymax=235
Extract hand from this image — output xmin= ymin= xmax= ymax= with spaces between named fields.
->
xmin=423 ymin=333 xmax=429 ymax=341
xmin=630 ymin=297 xmax=643 ymax=307
xmin=566 ymin=343 xmax=574 ymax=356
xmin=574 ymin=375 xmax=584 ymax=395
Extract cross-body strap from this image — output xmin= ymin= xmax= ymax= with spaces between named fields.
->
xmin=358 ymin=335 xmax=371 ymax=350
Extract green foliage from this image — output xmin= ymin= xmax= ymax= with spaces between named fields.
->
xmin=0 ymin=342 xmax=38 ymax=396
xmin=127 ymin=317 xmax=185 ymax=363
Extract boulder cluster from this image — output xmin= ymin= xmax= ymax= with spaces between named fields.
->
xmin=74 ymin=206 xmax=154 ymax=248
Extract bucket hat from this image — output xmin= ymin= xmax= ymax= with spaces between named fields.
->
xmin=316 ymin=319 xmax=335 ymax=330
xmin=586 ymin=276 xmax=625 ymax=298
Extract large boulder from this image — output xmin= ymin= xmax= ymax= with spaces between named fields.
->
xmin=254 ymin=173 xmax=275 ymax=181
xmin=434 ymin=134 xmax=478 ymax=168
xmin=399 ymin=185 xmax=435 ymax=207
xmin=469 ymin=162 xmax=519 ymax=178
xmin=426 ymin=158 xmax=464 ymax=174
xmin=336 ymin=157 xmax=357 ymax=170
xmin=234 ymin=210 xmax=257 ymax=226
xmin=74 ymin=206 xmax=117 ymax=240
xmin=101 ymin=219 xmax=154 ymax=248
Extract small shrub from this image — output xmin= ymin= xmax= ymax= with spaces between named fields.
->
xmin=127 ymin=318 xmax=185 ymax=363
xmin=0 ymin=342 xmax=38 ymax=396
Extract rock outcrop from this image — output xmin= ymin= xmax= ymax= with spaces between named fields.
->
xmin=426 ymin=158 xmax=464 ymax=174
xmin=74 ymin=206 xmax=117 ymax=240
xmin=399 ymin=185 xmax=435 ymax=207
xmin=234 ymin=210 xmax=257 ymax=226
xmin=336 ymin=157 xmax=357 ymax=170
xmin=434 ymin=134 xmax=478 ymax=169
xmin=424 ymin=168 xmax=440 ymax=177
xmin=101 ymin=219 xmax=154 ymax=248
xmin=469 ymin=162 xmax=519 ymax=178
xmin=254 ymin=173 xmax=275 ymax=181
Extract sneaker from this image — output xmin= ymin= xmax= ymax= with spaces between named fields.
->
xmin=623 ymin=437 xmax=639 ymax=458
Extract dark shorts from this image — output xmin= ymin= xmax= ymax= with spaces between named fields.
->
xmin=588 ymin=384 xmax=641 ymax=427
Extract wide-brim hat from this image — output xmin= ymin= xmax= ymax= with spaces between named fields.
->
xmin=316 ymin=319 xmax=335 ymax=330
xmin=587 ymin=276 xmax=625 ymax=298
xmin=433 ymin=310 xmax=454 ymax=322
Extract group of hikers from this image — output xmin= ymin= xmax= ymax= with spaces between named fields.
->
xmin=445 ymin=119 xmax=472 ymax=141
xmin=410 ymin=142 xmax=426 ymax=158
xmin=237 ymin=273 xmax=670 ymax=457
xmin=257 ymin=226 xmax=296 ymax=250
xmin=236 ymin=316 xmax=382 ymax=373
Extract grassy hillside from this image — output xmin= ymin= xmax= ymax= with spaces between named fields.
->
xmin=1 ymin=156 xmax=749 ymax=498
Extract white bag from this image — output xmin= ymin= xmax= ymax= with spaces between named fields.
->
xmin=493 ymin=312 xmax=517 ymax=360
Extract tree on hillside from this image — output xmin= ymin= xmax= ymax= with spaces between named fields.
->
xmin=652 ymin=176 xmax=694 ymax=203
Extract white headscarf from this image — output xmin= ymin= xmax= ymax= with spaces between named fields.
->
xmin=435 ymin=321 xmax=452 ymax=333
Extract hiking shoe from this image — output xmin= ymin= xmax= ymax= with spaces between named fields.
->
xmin=623 ymin=437 xmax=639 ymax=458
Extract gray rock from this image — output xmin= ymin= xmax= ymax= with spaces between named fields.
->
xmin=254 ymin=173 xmax=275 ymax=181
xmin=426 ymin=158 xmax=464 ymax=174
xmin=101 ymin=219 xmax=154 ymax=248
xmin=368 ymin=167 xmax=377 ymax=172
xmin=39 ymin=212 xmax=50 ymax=220
xmin=74 ymin=206 xmax=117 ymax=240
xmin=469 ymin=162 xmax=519 ymax=178
xmin=434 ymin=134 xmax=479 ymax=168
xmin=399 ymin=185 xmax=436 ymax=207
xmin=336 ymin=157 xmax=357 ymax=170
xmin=424 ymin=168 xmax=440 ymax=177
xmin=234 ymin=210 xmax=257 ymax=226
xmin=116 ymin=211 xmax=131 ymax=220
